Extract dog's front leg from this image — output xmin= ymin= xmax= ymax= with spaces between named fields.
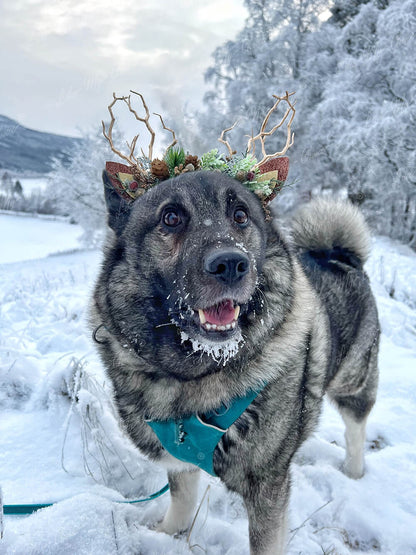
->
xmin=158 ymin=469 xmax=200 ymax=535
xmin=243 ymin=473 xmax=290 ymax=555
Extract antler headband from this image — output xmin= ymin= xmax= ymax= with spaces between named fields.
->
xmin=102 ymin=90 xmax=296 ymax=211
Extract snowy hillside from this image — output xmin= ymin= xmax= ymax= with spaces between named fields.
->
xmin=0 ymin=115 xmax=81 ymax=174
xmin=0 ymin=214 xmax=415 ymax=554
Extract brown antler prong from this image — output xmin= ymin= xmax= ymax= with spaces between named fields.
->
xmin=102 ymin=93 xmax=138 ymax=166
xmin=126 ymin=91 xmax=156 ymax=160
xmin=126 ymin=135 xmax=139 ymax=164
xmin=218 ymin=120 xmax=239 ymax=158
xmin=154 ymin=113 xmax=178 ymax=155
xmin=247 ymin=92 xmax=296 ymax=170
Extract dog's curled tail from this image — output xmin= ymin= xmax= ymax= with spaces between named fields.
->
xmin=291 ymin=198 xmax=371 ymax=267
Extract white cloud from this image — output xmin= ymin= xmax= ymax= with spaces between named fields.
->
xmin=0 ymin=0 xmax=247 ymax=136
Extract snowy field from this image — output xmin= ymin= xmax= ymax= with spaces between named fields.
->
xmin=0 ymin=212 xmax=82 ymax=264
xmin=0 ymin=213 xmax=415 ymax=554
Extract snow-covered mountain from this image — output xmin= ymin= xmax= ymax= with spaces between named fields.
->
xmin=0 ymin=115 xmax=81 ymax=174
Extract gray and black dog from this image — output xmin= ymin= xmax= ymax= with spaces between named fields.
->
xmin=91 ymin=170 xmax=379 ymax=554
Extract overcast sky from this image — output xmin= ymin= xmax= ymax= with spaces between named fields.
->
xmin=0 ymin=0 xmax=247 ymax=137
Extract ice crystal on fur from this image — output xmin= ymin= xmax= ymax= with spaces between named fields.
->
xmin=180 ymin=331 xmax=244 ymax=366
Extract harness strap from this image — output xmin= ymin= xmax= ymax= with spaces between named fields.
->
xmin=146 ymin=386 xmax=264 ymax=476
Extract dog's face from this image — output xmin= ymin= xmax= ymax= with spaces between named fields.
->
xmin=103 ymin=171 xmax=268 ymax=365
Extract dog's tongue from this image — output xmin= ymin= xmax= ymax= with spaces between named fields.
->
xmin=204 ymin=300 xmax=235 ymax=325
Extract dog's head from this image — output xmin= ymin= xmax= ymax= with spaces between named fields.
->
xmin=102 ymin=170 xmax=270 ymax=366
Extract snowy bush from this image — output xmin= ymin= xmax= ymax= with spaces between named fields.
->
xmin=48 ymin=128 xmax=110 ymax=246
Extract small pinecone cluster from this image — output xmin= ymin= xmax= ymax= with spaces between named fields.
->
xmin=150 ymin=159 xmax=170 ymax=179
xmin=150 ymin=154 xmax=200 ymax=180
xmin=173 ymin=155 xmax=200 ymax=176
xmin=132 ymin=165 xmax=155 ymax=189
xmin=184 ymin=154 xmax=200 ymax=169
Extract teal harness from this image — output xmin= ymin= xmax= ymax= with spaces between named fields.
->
xmin=146 ymin=387 xmax=264 ymax=476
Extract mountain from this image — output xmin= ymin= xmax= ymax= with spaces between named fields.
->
xmin=0 ymin=115 xmax=82 ymax=174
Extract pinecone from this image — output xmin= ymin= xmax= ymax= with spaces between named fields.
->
xmin=151 ymin=159 xmax=170 ymax=179
xmin=184 ymin=154 xmax=200 ymax=169
xmin=132 ymin=165 xmax=153 ymax=187
xmin=235 ymin=170 xmax=246 ymax=182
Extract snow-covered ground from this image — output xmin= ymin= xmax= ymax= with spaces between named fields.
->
xmin=0 ymin=214 xmax=415 ymax=554
xmin=0 ymin=212 xmax=82 ymax=264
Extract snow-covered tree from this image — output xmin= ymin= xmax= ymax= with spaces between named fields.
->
xmin=328 ymin=0 xmax=373 ymax=27
xmin=48 ymin=129 xmax=109 ymax=245
xmin=301 ymin=0 xmax=416 ymax=245
xmin=197 ymin=0 xmax=415 ymax=246
xmin=198 ymin=0 xmax=329 ymax=155
xmin=1 ymin=171 xmax=13 ymax=194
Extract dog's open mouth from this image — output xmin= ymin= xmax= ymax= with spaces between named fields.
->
xmin=196 ymin=299 xmax=240 ymax=333
xmin=177 ymin=298 xmax=244 ymax=364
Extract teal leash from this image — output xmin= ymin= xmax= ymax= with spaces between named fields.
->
xmin=1 ymin=483 xmax=169 ymax=516
xmin=2 ymin=386 xmax=266 ymax=518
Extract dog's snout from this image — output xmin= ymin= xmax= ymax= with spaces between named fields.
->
xmin=205 ymin=250 xmax=250 ymax=286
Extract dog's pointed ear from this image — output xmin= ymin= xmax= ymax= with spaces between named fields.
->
xmin=102 ymin=170 xmax=132 ymax=235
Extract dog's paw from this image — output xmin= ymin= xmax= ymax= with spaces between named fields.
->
xmin=342 ymin=459 xmax=365 ymax=480
xmin=156 ymin=512 xmax=190 ymax=536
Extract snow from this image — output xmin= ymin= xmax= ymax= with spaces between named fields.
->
xmin=180 ymin=330 xmax=244 ymax=366
xmin=1 ymin=215 xmax=416 ymax=554
xmin=0 ymin=212 xmax=83 ymax=263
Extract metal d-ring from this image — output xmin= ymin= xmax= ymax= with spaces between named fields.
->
xmin=92 ymin=324 xmax=108 ymax=344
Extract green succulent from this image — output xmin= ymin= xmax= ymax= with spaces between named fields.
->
xmin=200 ymin=149 xmax=227 ymax=171
xmin=164 ymin=147 xmax=186 ymax=176
xmin=228 ymin=154 xmax=258 ymax=178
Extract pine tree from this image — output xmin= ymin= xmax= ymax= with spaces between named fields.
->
xmin=13 ymin=180 xmax=23 ymax=197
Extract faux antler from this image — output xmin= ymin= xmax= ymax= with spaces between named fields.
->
xmin=247 ymin=92 xmax=296 ymax=170
xmin=102 ymin=91 xmax=178 ymax=166
xmin=102 ymin=93 xmax=137 ymax=166
xmin=154 ymin=113 xmax=177 ymax=156
xmin=218 ymin=121 xmax=238 ymax=158
xmin=125 ymin=91 xmax=156 ymax=160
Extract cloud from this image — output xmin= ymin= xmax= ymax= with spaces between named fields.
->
xmin=0 ymin=0 xmax=247 ymax=137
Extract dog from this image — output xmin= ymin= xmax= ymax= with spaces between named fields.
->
xmin=90 ymin=170 xmax=379 ymax=554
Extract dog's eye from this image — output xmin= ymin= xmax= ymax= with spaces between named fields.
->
xmin=234 ymin=208 xmax=249 ymax=226
xmin=163 ymin=210 xmax=182 ymax=227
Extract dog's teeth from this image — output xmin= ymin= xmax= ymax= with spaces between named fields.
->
xmin=234 ymin=306 xmax=240 ymax=320
xmin=211 ymin=324 xmax=217 ymax=330
xmin=205 ymin=323 xmax=212 ymax=330
xmin=226 ymin=324 xmax=231 ymax=330
xmin=231 ymin=321 xmax=236 ymax=329
xmin=218 ymin=325 xmax=226 ymax=331
xmin=198 ymin=309 xmax=206 ymax=324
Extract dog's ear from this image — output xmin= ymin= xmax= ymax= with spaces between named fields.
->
xmin=102 ymin=170 xmax=132 ymax=235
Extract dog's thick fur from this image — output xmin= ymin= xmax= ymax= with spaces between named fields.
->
xmin=91 ymin=171 xmax=379 ymax=554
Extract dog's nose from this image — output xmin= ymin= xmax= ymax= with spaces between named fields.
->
xmin=204 ymin=250 xmax=250 ymax=286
